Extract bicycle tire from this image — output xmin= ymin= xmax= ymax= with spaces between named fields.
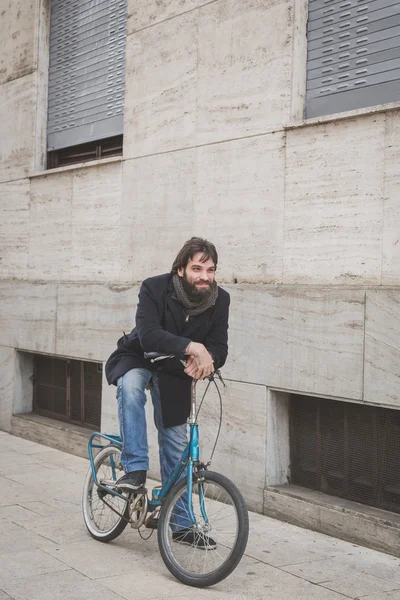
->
xmin=157 ymin=470 xmax=249 ymax=587
xmin=82 ymin=445 xmax=130 ymax=543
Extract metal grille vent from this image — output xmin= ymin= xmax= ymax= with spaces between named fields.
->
xmin=47 ymin=0 xmax=127 ymax=151
xmin=306 ymin=0 xmax=400 ymax=117
xmin=290 ymin=395 xmax=400 ymax=513
xmin=34 ymin=355 xmax=102 ymax=429
xmin=34 ymin=355 xmax=67 ymax=417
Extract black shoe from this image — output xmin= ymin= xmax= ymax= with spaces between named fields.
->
xmin=116 ymin=470 xmax=146 ymax=491
xmin=172 ymin=529 xmax=217 ymax=550
xmin=145 ymin=514 xmax=159 ymax=529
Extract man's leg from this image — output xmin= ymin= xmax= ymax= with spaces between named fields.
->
xmin=116 ymin=367 xmax=153 ymax=490
xmin=150 ymin=374 xmax=190 ymax=530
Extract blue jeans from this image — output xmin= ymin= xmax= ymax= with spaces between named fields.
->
xmin=117 ymin=368 xmax=188 ymax=481
xmin=117 ymin=368 xmax=190 ymax=530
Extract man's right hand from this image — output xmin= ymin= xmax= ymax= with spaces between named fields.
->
xmin=184 ymin=342 xmax=214 ymax=380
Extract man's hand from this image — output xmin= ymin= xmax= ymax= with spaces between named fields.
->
xmin=184 ymin=342 xmax=214 ymax=380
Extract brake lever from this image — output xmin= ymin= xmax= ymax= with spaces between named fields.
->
xmin=212 ymin=369 xmax=227 ymax=388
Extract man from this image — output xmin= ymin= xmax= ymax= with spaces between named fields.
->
xmin=105 ymin=237 xmax=230 ymax=545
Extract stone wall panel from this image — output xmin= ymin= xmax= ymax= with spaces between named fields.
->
xmin=195 ymin=133 xmax=285 ymax=283
xmin=196 ymin=0 xmax=293 ymax=145
xmin=0 ymin=74 xmax=36 ymax=182
xmin=55 ymin=283 xmax=138 ymax=361
xmin=29 ymin=172 xmax=73 ymax=280
xmin=0 ymin=179 xmax=30 ymax=278
xmin=120 ymin=151 xmax=194 ymax=281
xmin=124 ymin=11 xmax=197 ymax=158
xmin=71 ymin=163 xmax=123 ymax=282
xmin=0 ymin=347 xmax=15 ymax=432
xmin=284 ymin=116 xmax=385 ymax=285
xmin=0 ymin=0 xmax=36 ymax=85
xmin=0 ymin=281 xmax=57 ymax=353
xmin=382 ymin=111 xmax=400 ymax=285
xmin=364 ymin=290 xmax=400 ymax=407
xmin=127 ymin=0 xmax=199 ymax=34
xmin=224 ymin=285 xmax=365 ymax=400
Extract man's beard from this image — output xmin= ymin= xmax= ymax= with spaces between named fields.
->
xmin=181 ymin=271 xmax=213 ymax=302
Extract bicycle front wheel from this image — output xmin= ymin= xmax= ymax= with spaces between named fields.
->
xmin=157 ymin=470 xmax=249 ymax=587
xmin=82 ymin=445 xmax=130 ymax=542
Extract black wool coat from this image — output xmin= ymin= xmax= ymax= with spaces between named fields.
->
xmin=105 ymin=273 xmax=230 ymax=428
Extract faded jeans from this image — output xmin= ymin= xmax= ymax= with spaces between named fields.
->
xmin=117 ymin=368 xmax=190 ymax=530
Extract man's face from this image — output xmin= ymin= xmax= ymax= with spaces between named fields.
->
xmin=178 ymin=252 xmax=216 ymax=300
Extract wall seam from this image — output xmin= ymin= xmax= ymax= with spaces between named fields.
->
xmin=127 ymin=0 xmax=220 ymax=36
xmin=54 ymin=282 xmax=59 ymax=355
xmin=361 ymin=290 xmax=367 ymax=403
xmin=123 ymin=127 xmax=286 ymax=161
xmin=282 ymin=131 xmax=288 ymax=285
xmin=380 ymin=113 xmax=388 ymax=286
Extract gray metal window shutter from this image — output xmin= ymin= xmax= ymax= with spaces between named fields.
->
xmin=306 ymin=0 xmax=400 ymax=118
xmin=47 ymin=0 xmax=127 ymax=151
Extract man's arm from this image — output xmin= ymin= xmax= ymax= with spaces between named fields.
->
xmin=184 ymin=292 xmax=230 ymax=379
xmin=136 ymin=279 xmax=191 ymax=357
xmin=203 ymin=300 xmax=230 ymax=369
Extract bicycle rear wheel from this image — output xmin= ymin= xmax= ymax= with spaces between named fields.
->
xmin=82 ymin=445 xmax=130 ymax=542
xmin=157 ymin=470 xmax=249 ymax=587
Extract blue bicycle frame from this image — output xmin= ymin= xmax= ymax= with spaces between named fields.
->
xmin=87 ymin=379 xmax=208 ymax=526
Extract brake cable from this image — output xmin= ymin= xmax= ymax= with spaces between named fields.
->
xmin=195 ymin=372 xmax=225 ymax=464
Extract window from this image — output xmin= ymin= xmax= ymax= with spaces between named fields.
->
xmin=290 ymin=394 xmax=400 ymax=514
xmin=47 ymin=0 xmax=127 ymax=167
xmin=33 ymin=354 xmax=102 ymax=429
xmin=306 ymin=0 xmax=400 ymax=118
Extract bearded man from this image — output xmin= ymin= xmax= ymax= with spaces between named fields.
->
xmin=105 ymin=237 xmax=230 ymax=545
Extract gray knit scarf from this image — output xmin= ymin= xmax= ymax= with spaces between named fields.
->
xmin=172 ymin=273 xmax=218 ymax=316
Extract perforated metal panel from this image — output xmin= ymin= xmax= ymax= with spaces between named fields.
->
xmin=306 ymin=0 xmax=400 ymax=117
xmin=47 ymin=0 xmax=127 ymax=151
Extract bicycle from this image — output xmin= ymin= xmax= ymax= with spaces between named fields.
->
xmin=82 ymin=352 xmax=249 ymax=587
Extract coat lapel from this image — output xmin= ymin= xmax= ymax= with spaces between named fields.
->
xmin=166 ymin=293 xmax=185 ymax=334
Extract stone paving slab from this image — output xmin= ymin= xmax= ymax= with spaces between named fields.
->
xmin=0 ymin=569 xmax=125 ymax=600
xmin=0 ymin=548 xmax=70 ymax=584
xmin=320 ymin=573 xmax=400 ymax=598
xmin=361 ymin=592 xmax=400 ymax=599
xmin=18 ymin=500 xmax=68 ymax=518
xmin=43 ymin=537 xmax=157 ymax=579
xmin=3 ymin=432 xmax=400 ymax=600
xmin=19 ymin=514 xmax=92 ymax=545
xmin=0 ymin=522 xmax=57 ymax=556
xmin=283 ymin=554 xmax=400 ymax=586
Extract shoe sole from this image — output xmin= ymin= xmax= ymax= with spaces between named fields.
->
xmin=116 ymin=484 xmax=146 ymax=492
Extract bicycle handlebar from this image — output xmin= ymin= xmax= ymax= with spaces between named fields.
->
xmin=143 ymin=352 xmax=226 ymax=387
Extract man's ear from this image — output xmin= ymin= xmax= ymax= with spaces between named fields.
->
xmin=177 ymin=267 xmax=184 ymax=277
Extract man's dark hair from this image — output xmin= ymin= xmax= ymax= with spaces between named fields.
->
xmin=171 ymin=237 xmax=218 ymax=275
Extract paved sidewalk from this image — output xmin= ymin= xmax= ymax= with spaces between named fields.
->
xmin=1 ymin=432 xmax=400 ymax=600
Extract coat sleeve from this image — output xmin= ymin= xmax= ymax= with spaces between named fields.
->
xmin=203 ymin=293 xmax=230 ymax=369
xmin=136 ymin=279 xmax=191 ymax=357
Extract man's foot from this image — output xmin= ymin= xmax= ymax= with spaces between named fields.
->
xmin=172 ymin=528 xmax=217 ymax=550
xmin=116 ymin=470 xmax=146 ymax=491
xmin=145 ymin=514 xmax=159 ymax=529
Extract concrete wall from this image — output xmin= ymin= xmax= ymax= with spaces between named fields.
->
xmin=1 ymin=0 xmax=400 ymax=513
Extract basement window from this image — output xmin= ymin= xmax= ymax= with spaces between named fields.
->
xmin=290 ymin=394 xmax=400 ymax=514
xmin=33 ymin=354 xmax=102 ymax=429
